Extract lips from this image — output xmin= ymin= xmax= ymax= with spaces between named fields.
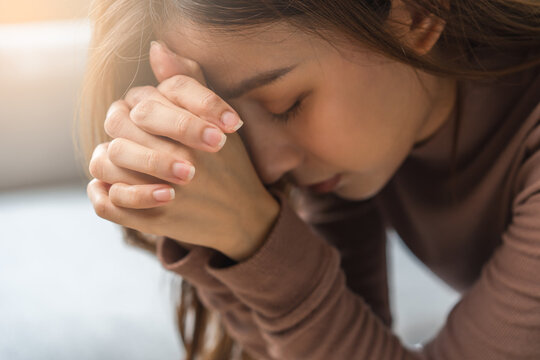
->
xmin=305 ymin=174 xmax=342 ymax=194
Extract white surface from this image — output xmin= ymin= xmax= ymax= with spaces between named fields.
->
xmin=0 ymin=184 xmax=183 ymax=360
xmin=388 ymin=231 xmax=461 ymax=346
xmin=0 ymin=183 xmax=460 ymax=359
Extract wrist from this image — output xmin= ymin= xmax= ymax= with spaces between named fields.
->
xmin=225 ymin=193 xmax=280 ymax=262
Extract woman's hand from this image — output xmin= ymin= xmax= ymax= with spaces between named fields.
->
xmin=87 ymin=41 xmax=280 ymax=262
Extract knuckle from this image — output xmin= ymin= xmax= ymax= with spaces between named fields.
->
xmin=124 ymin=87 xmax=136 ymax=99
xmin=199 ymin=91 xmax=220 ymax=111
xmin=125 ymin=86 xmax=140 ymax=97
xmin=104 ymin=109 xmax=124 ymax=137
xmin=88 ymin=158 xmax=103 ymax=179
xmin=131 ymin=99 xmax=156 ymax=124
xmin=175 ymin=112 xmax=190 ymax=136
xmin=132 ymin=188 xmax=148 ymax=206
xmin=93 ymin=196 xmax=109 ymax=218
xmin=126 ymin=85 xmax=156 ymax=101
xmin=143 ymin=150 xmax=161 ymax=173
xmin=139 ymin=86 xmax=157 ymax=98
xmin=86 ymin=179 xmax=95 ymax=198
xmin=89 ymin=143 xmax=108 ymax=179
xmin=107 ymin=138 xmax=125 ymax=162
xmin=125 ymin=87 xmax=141 ymax=101
xmin=169 ymin=74 xmax=191 ymax=90
xmin=110 ymin=185 xmax=134 ymax=206
xmin=92 ymin=142 xmax=108 ymax=156
xmin=124 ymin=186 xmax=143 ymax=204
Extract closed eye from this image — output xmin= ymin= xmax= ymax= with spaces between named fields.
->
xmin=269 ymin=91 xmax=309 ymax=124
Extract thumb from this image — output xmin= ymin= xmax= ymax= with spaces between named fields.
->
xmin=149 ymin=40 xmax=208 ymax=86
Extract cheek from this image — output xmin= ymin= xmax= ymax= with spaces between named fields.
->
xmin=289 ymin=57 xmax=423 ymax=174
xmin=295 ymin=90 xmax=402 ymax=173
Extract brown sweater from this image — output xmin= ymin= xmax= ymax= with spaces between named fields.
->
xmin=156 ymin=49 xmax=540 ymax=359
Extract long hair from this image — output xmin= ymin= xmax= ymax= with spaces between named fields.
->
xmin=75 ymin=1 xmax=540 ymax=359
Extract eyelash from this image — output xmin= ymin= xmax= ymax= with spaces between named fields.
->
xmin=270 ymin=94 xmax=306 ymax=124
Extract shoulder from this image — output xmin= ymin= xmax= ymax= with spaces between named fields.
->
xmin=500 ymin=50 xmax=540 ymax=212
xmin=458 ymin=46 xmax=540 ymax=167
xmin=511 ymin=100 xmax=540 ymax=207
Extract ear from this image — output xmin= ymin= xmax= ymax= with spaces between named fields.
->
xmin=388 ymin=0 xmax=447 ymax=56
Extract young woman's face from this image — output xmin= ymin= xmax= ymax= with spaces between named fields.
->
xmin=161 ymin=21 xmax=456 ymax=200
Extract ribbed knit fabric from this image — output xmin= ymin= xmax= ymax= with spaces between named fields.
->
xmin=156 ymin=49 xmax=540 ymax=359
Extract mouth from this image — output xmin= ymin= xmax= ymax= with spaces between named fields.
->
xmin=301 ymin=174 xmax=342 ymax=194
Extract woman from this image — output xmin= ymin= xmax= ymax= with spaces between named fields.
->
xmin=77 ymin=0 xmax=540 ymax=359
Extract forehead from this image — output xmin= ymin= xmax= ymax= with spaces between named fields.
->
xmin=160 ymin=21 xmax=323 ymax=92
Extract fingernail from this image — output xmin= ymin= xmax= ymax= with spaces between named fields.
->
xmin=150 ymin=40 xmax=161 ymax=50
xmin=221 ymin=111 xmax=243 ymax=131
xmin=172 ymin=162 xmax=195 ymax=181
xmin=153 ymin=188 xmax=175 ymax=202
xmin=203 ymin=127 xmax=227 ymax=149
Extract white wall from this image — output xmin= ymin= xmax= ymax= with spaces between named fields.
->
xmin=0 ymin=20 xmax=90 ymax=190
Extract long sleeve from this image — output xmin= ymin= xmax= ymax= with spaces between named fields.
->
xmin=421 ymin=105 xmax=540 ymax=359
xmin=286 ymin=188 xmax=392 ymax=327
xmin=156 ymin=187 xmax=393 ymax=359
xmin=203 ymin=189 xmax=415 ymax=360
xmin=205 ymin=107 xmax=540 ymax=359
xmin=156 ymin=240 xmax=273 ymax=359
xmin=158 ymin=141 xmax=540 ymax=359
xmin=156 ymin=52 xmax=540 ymax=358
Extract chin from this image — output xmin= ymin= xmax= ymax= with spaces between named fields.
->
xmin=333 ymin=180 xmax=382 ymax=201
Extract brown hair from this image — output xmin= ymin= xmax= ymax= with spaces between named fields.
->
xmin=75 ymin=0 xmax=540 ymax=359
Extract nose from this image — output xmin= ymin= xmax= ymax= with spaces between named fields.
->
xmin=238 ymin=119 xmax=303 ymax=185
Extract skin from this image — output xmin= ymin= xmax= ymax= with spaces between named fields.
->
xmin=159 ymin=10 xmax=456 ymax=201
xmin=87 ymin=50 xmax=281 ymax=261
xmin=87 ymin=0 xmax=457 ymax=260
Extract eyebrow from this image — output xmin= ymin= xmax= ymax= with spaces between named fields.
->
xmin=217 ymin=64 xmax=299 ymax=100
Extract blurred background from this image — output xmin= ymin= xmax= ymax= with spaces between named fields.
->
xmin=0 ymin=2 xmax=459 ymax=359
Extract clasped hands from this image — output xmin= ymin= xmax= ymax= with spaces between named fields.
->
xmin=87 ymin=41 xmax=280 ymax=262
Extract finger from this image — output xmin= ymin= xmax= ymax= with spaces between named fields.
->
xmin=150 ymin=40 xmax=207 ymax=86
xmin=105 ymin=99 xmax=159 ymax=146
xmin=107 ymin=138 xmax=196 ymax=185
xmin=123 ymin=85 xmax=230 ymax=150
xmin=149 ymin=41 xmax=243 ymax=133
xmin=128 ymin=97 xmax=228 ymax=152
xmin=109 ymin=183 xmax=175 ymax=209
xmin=87 ymin=178 xmax=123 ymax=223
xmin=87 ymin=179 xmax=157 ymax=229
xmin=89 ymin=142 xmax=165 ymax=185
xmin=124 ymin=85 xmax=170 ymax=112
xmin=157 ymin=74 xmax=244 ymax=133
xmin=105 ymin=99 xmax=186 ymax=155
